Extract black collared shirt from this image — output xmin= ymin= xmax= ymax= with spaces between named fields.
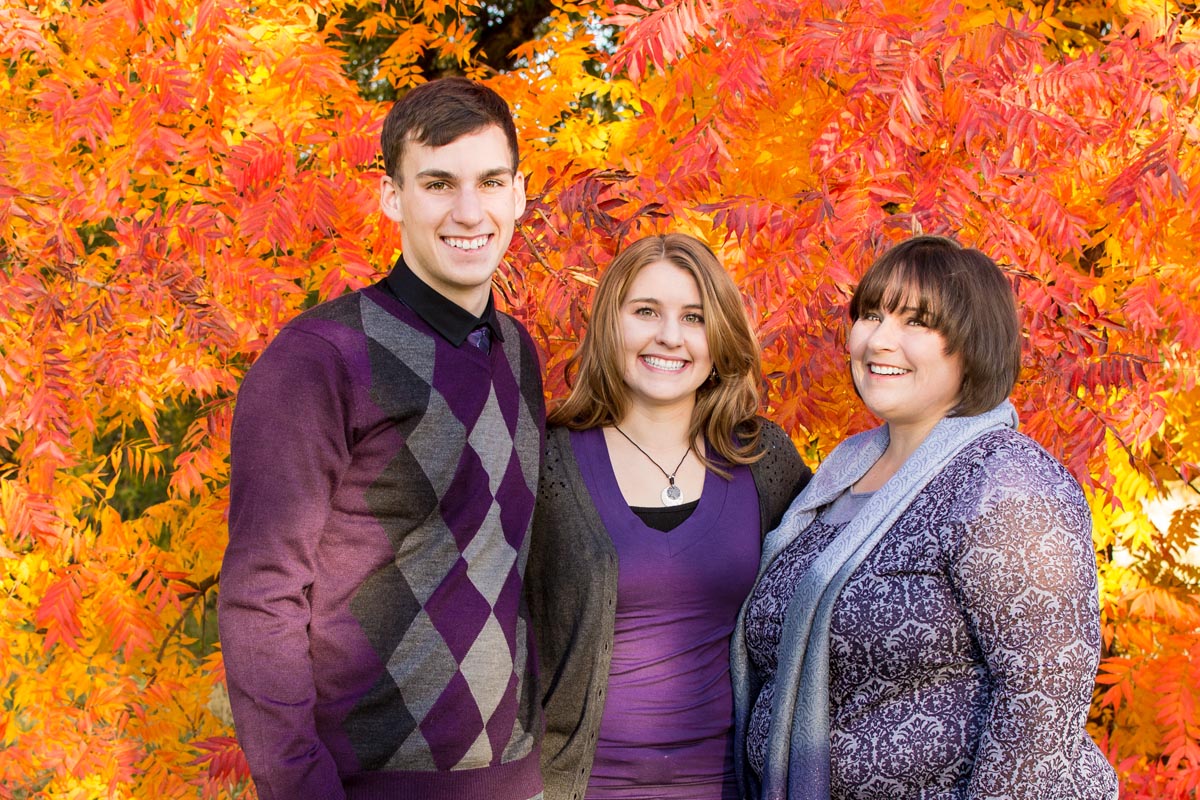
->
xmin=383 ymin=257 xmax=506 ymax=348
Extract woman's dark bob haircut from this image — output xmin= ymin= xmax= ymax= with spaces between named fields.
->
xmin=849 ymin=235 xmax=1022 ymax=417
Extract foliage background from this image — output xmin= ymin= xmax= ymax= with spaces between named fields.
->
xmin=1 ymin=0 xmax=1199 ymax=796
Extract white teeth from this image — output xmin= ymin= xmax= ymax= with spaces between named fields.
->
xmin=643 ymin=356 xmax=686 ymax=371
xmin=445 ymin=235 xmax=489 ymax=251
xmin=870 ymin=364 xmax=908 ymax=375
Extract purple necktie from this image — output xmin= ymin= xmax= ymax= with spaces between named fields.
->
xmin=467 ymin=325 xmax=491 ymax=354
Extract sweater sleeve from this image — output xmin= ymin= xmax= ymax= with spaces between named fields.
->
xmin=753 ymin=419 xmax=812 ymax=533
xmin=949 ymin=447 xmax=1104 ymax=799
xmin=218 ymin=327 xmax=354 ymax=800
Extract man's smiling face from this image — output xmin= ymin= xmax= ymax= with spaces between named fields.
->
xmin=380 ymin=125 xmax=526 ymax=315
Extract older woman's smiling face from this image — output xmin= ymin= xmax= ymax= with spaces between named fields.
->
xmin=849 ymin=299 xmax=964 ymax=437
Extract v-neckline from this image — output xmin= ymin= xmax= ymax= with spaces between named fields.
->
xmin=573 ymin=427 xmax=728 ymax=557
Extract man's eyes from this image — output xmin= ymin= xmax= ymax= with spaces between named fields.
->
xmin=423 ymin=179 xmax=509 ymax=191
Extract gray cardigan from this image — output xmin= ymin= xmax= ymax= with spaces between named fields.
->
xmin=525 ymin=419 xmax=811 ymax=800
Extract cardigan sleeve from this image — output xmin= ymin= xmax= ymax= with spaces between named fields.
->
xmin=526 ymin=427 xmax=619 ymax=800
xmin=751 ymin=419 xmax=812 ymax=534
xmin=218 ymin=327 xmax=353 ymax=800
xmin=948 ymin=444 xmax=1105 ymax=799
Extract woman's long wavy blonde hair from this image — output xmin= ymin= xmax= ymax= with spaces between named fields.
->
xmin=548 ymin=233 xmax=765 ymax=471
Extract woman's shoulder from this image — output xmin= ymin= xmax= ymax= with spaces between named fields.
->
xmin=545 ymin=424 xmax=573 ymax=448
xmin=749 ymin=417 xmax=813 ymax=528
xmin=544 ymin=423 xmax=593 ymax=465
xmin=971 ymin=427 xmax=1076 ymax=478
xmin=750 ymin=417 xmax=805 ymax=466
xmin=929 ymin=427 xmax=1096 ymax=572
xmin=950 ymin=427 xmax=1086 ymax=512
xmin=754 ymin=416 xmax=790 ymax=449
xmin=539 ymin=425 xmax=583 ymax=490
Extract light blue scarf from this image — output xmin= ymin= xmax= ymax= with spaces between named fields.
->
xmin=731 ymin=401 xmax=1019 ymax=800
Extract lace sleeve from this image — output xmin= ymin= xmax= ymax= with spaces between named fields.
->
xmin=948 ymin=448 xmax=1104 ymax=798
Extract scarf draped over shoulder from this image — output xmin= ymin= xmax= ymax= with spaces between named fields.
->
xmin=731 ymin=401 xmax=1020 ymax=800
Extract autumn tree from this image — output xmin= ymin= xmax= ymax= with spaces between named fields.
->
xmin=325 ymin=0 xmax=561 ymax=100
xmin=0 ymin=0 xmax=393 ymax=794
xmin=2 ymin=0 xmax=1199 ymax=797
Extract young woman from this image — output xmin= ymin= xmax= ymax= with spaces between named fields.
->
xmin=526 ymin=233 xmax=811 ymax=800
xmin=732 ymin=235 xmax=1118 ymax=799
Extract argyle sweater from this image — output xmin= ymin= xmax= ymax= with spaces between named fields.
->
xmin=219 ymin=280 xmax=545 ymax=800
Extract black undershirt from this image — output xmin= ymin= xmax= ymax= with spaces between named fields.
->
xmin=630 ymin=499 xmax=700 ymax=532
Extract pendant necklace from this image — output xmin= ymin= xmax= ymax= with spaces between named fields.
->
xmin=612 ymin=425 xmax=693 ymax=507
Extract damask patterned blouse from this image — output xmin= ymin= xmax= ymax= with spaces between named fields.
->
xmin=743 ymin=429 xmax=1118 ymax=798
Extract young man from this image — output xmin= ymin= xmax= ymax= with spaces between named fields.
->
xmin=218 ymin=78 xmax=545 ymax=800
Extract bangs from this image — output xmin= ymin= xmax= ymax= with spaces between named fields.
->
xmin=851 ymin=258 xmax=951 ymax=332
xmin=847 ymin=235 xmax=1022 ymax=416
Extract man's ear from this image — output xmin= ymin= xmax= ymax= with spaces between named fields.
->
xmin=380 ymin=174 xmax=403 ymax=224
xmin=513 ymin=171 xmax=527 ymax=220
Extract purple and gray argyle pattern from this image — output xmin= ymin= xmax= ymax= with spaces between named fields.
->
xmin=344 ymin=297 xmax=541 ymax=772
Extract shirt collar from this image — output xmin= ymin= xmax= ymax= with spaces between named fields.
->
xmin=384 ymin=256 xmax=505 ymax=347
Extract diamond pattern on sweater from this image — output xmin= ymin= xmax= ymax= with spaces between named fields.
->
xmin=344 ymin=668 xmax=421 ymax=771
xmin=425 ymin=559 xmax=491 ymax=662
xmin=350 ymin=560 xmax=421 ymax=673
xmin=408 ymin=390 xmax=467 ymax=499
xmin=456 ymin=728 xmax=495 ymax=769
xmin=493 ymin=563 xmax=525 ymax=653
xmin=486 ymin=669 xmax=522 ymax=758
xmin=502 ymin=724 xmax=533 ymax=763
xmin=385 ymin=608 xmax=458 ymax=723
xmin=395 ymin=515 xmax=460 ymax=606
xmin=388 ymin=727 xmax=437 ymax=770
xmin=363 ymin=296 xmax=435 ymax=383
xmin=463 ymin=503 xmax=516 ymax=605
xmin=469 ymin=385 xmax=513 ymax=496
xmin=343 ymin=299 xmax=542 ymax=776
xmin=501 ymin=667 xmax=537 ymax=761
xmin=459 ymin=615 xmax=513 ymax=724
xmin=497 ymin=453 xmax=537 ymax=550
xmin=422 ymin=671 xmax=485 ymax=770
xmin=513 ymin=405 xmax=540 ymax=497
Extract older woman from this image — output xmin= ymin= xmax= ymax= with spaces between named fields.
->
xmin=527 ymin=233 xmax=811 ymax=800
xmin=732 ymin=236 xmax=1118 ymax=799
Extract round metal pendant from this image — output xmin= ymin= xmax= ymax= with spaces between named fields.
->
xmin=661 ymin=483 xmax=684 ymax=506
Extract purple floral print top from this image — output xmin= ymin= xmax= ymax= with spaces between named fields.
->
xmin=742 ymin=429 xmax=1117 ymax=798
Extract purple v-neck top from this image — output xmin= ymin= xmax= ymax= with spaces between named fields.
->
xmin=571 ymin=427 xmax=761 ymax=800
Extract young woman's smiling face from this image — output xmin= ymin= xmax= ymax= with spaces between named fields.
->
xmin=849 ymin=298 xmax=964 ymax=438
xmin=619 ymin=260 xmax=713 ymax=414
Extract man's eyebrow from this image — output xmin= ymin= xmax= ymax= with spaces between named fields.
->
xmin=414 ymin=166 xmax=514 ymax=181
xmin=414 ymin=169 xmax=456 ymax=181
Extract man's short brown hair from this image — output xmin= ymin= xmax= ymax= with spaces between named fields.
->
xmin=381 ymin=77 xmax=519 ymax=183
